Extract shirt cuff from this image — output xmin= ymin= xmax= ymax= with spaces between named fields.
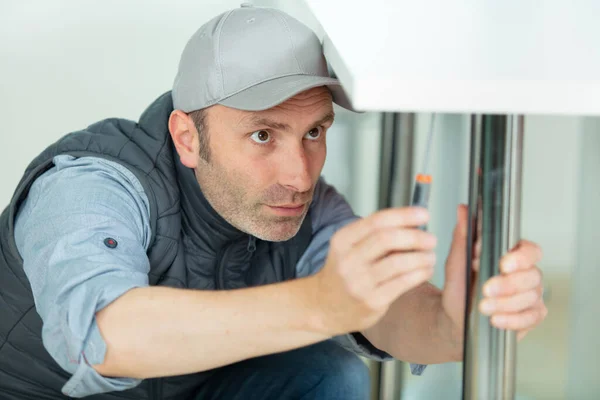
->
xmin=332 ymin=332 xmax=393 ymax=361
xmin=61 ymin=319 xmax=141 ymax=398
xmin=332 ymin=332 xmax=428 ymax=376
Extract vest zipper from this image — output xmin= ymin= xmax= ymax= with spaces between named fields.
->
xmin=247 ymin=236 xmax=256 ymax=253
xmin=216 ymin=243 xmax=231 ymax=290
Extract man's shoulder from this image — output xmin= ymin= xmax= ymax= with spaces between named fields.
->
xmin=41 ymin=155 xmax=148 ymax=197
xmin=14 ymin=154 xmax=153 ymax=253
xmin=310 ymin=177 xmax=340 ymax=207
xmin=22 ymin=154 xmax=151 ymax=221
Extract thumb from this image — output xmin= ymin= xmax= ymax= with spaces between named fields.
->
xmin=443 ymin=204 xmax=469 ymax=297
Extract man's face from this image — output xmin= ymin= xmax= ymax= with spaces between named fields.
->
xmin=192 ymin=87 xmax=334 ymax=242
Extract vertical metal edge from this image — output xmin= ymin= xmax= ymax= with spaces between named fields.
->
xmin=464 ymin=115 xmax=521 ymax=400
xmin=374 ymin=112 xmax=392 ymax=400
xmin=463 ymin=115 xmax=482 ymax=400
xmin=479 ymin=116 xmax=502 ymax=400
xmin=377 ymin=113 xmax=416 ymax=400
xmin=373 ymin=112 xmax=395 ymax=400
xmin=378 ymin=113 xmax=396 ymax=211
xmin=496 ymin=116 xmax=512 ymax=399
xmin=502 ymin=115 xmax=524 ymax=398
xmin=370 ymin=357 xmax=382 ymax=400
xmin=394 ymin=114 xmax=416 ymax=207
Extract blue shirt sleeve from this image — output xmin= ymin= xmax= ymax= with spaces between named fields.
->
xmin=297 ymin=177 xmax=427 ymax=375
xmin=13 ymin=154 xmax=153 ymax=397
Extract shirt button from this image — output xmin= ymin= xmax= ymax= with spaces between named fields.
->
xmin=104 ymin=238 xmax=118 ymax=249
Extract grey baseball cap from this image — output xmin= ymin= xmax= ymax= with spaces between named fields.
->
xmin=172 ymin=3 xmax=354 ymax=112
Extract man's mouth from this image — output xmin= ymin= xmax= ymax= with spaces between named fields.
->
xmin=272 ymin=204 xmax=305 ymax=208
xmin=266 ymin=203 xmax=306 ymax=216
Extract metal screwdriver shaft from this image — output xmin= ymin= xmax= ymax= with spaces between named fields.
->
xmin=411 ymin=114 xmax=436 ymax=230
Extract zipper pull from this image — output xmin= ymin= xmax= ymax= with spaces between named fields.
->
xmin=247 ymin=236 xmax=256 ymax=253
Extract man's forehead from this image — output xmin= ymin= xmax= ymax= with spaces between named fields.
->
xmin=216 ymin=86 xmax=334 ymax=129
xmin=238 ymin=108 xmax=335 ymax=131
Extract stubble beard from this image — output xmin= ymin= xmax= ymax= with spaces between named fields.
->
xmin=196 ymin=162 xmax=313 ymax=242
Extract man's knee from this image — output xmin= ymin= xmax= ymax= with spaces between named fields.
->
xmin=196 ymin=340 xmax=371 ymax=400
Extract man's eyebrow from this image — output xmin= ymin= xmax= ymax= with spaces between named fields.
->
xmin=313 ymin=112 xmax=335 ymax=127
xmin=247 ymin=117 xmax=292 ymax=131
xmin=245 ymin=111 xmax=335 ymax=132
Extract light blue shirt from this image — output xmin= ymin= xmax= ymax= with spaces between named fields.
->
xmin=14 ymin=154 xmax=423 ymax=398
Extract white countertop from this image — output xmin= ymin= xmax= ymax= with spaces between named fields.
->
xmin=303 ymin=0 xmax=600 ymax=116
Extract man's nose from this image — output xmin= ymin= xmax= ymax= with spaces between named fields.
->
xmin=279 ymin=144 xmax=312 ymax=193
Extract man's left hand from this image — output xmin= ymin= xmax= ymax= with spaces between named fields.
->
xmin=440 ymin=204 xmax=547 ymax=354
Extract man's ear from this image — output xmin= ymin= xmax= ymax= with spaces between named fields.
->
xmin=169 ymin=110 xmax=199 ymax=169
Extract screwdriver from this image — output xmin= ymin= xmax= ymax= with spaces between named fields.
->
xmin=411 ymin=114 xmax=436 ymax=231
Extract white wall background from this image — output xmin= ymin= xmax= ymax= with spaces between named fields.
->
xmin=567 ymin=118 xmax=600 ymax=400
xmin=522 ymin=116 xmax=581 ymax=275
xmin=0 ymin=0 xmax=242 ymax=206
xmin=1 ymin=1 xmax=597 ymax=399
xmin=0 ymin=0 xmax=381 ymax=217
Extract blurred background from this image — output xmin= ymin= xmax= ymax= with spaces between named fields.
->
xmin=1 ymin=1 xmax=598 ymax=399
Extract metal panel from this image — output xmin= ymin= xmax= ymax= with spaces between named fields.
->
xmin=377 ymin=113 xmax=416 ymax=400
xmin=463 ymin=115 xmax=523 ymax=400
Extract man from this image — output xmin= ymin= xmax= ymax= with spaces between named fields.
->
xmin=0 ymin=4 xmax=546 ymax=400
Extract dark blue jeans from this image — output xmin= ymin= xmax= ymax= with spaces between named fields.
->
xmin=192 ymin=340 xmax=371 ymax=400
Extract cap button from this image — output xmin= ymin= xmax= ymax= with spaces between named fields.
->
xmin=240 ymin=2 xmax=253 ymax=7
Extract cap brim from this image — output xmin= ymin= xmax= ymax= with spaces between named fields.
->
xmin=218 ymin=75 xmax=357 ymax=112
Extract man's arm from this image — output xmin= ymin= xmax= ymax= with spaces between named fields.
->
xmin=361 ymin=282 xmax=462 ymax=365
xmin=15 ymin=156 xmax=332 ymax=394
xmin=94 ymin=280 xmax=330 ymax=379
xmin=14 ymin=156 xmax=153 ymax=397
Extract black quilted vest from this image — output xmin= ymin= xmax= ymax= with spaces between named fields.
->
xmin=0 ymin=92 xmax=312 ymax=399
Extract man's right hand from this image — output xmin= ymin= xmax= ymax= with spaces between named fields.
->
xmin=311 ymin=207 xmax=437 ymax=336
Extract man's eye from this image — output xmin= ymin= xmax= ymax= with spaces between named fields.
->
xmin=305 ymin=127 xmax=323 ymax=140
xmin=250 ymin=130 xmax=271 ymax=143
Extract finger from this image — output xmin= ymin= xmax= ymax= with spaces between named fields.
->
xmin=500 ymin=239 xmax=543 ymax=274
xmin=483 ymin=267 xmax=542 ymax=297
xmin=375 ymin=267 xmax=434 ymax=306
xmin=371 ymin=251 xmax=436 ymax=286
xmin=479 ymin=288 xmax=540 ymax=316
xmin=490 ymin=299 xmax=548 ymax=331
xmin=334 ymin=207 xmax=430 ymax=251
xmin=353 ymin=228 xmax=437 ymax=264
